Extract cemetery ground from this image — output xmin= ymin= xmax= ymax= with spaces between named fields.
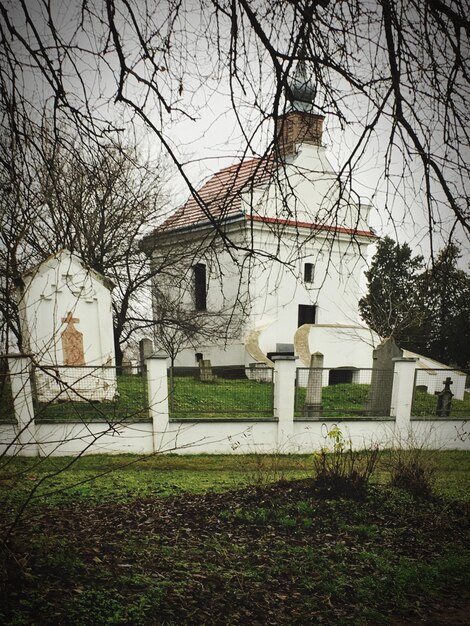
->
xmin=19 ymin=373 xmax=470 ymax=421
xmin=1 ymin=451 xmax=470 ymax=625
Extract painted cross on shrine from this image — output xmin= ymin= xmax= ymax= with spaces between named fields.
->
xmin=61 ymin=312 xmax=85 ymax=365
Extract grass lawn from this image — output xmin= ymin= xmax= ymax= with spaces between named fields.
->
xmin=412 ymin=388 xmax=470 ymax=417
xmin=169 ymin=375 xmax=274 ymax=418
xmin=6 ymin=373 xmax=470 ymax=423
xmin=1 ymin=450 xmax=470 ymax=625
xmin=34 ymin=375 xmax=150 ymax=422
xmin=295 ymin=382 xmax=371 ymax=417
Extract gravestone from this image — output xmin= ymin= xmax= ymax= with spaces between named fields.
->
xmin=139 ymin=338 xmax=154 ymax=372
xmin=303 ymin=352 xmax=324 ymax=417
xmin=199 ymin=359 xmax=217 ymax=382
xmin=436 ymin=377 xmax=453 ymax=417
xmin=366 ymin=337 xmax=402 ymax=416
xmin=19 ymin=250 xmax=117 ymax=402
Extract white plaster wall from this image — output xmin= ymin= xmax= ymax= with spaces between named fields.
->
xmin=0 ymin=424 xmax=18 ymax=455
xmin=175 ymin=342 xmax=246 ymax=368
xmin=2 ymin=419 xmax=469 ymax=457
xmin=415 ymin=370 xmax=466 ymax=401
xmin=304 ymin=325 xmax=379 ymax=369
xmin=248 ymin=144 xmax=370 ymax=232
xmin=244 ymin=224 xmax=372 ymax=359
xmin=159 ymin=420 xmax=279 ymax=454
xmin=0 ymin=422 xmax=154 ymax=456
xmin=152 ymin=228 xmax=252 ymax=367
xmin=153 ymin=225 xmax=372 ymax=368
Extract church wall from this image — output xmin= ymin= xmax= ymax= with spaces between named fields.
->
xmin=245 ymin=224 xmax=370 ymax=358
xmin=149 ymin=218 xmax=372 ymax=368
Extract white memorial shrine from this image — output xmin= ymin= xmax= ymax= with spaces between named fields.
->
xmin=18 ymin=249 xmax=117 ymax=402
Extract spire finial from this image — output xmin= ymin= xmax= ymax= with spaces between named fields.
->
xmin=287 ymin=54 xmax=317 ymax=112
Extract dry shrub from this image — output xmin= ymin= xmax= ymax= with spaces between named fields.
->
xmin=312 ymin=426 xmax=380 ymax=499
xmin=389 ymin=448 xmax=436 ymax=498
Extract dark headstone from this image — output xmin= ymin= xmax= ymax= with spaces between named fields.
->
xmin=436 ymin=377 xmax=453 ymax=417
xmin=139 ymin=338 xmax=154 ymax=372
xmin=366 ymin=338 xmax=402 ymax=416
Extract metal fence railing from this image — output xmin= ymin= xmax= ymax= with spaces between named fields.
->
xmin=0 ymin=358 xmax=15 ymax=423
xmin=412 ymin=368 xmax=470 ymax=418
xmin=168 ymin=365 xmax=274 ymax=419
xmin=295 ymin=367 xmax=394 ymax=418
xmin=33 ymin=365 xmax=149 ymax=422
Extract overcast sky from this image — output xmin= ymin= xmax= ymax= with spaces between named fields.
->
xmin=3 ymin=0 xmax=469 ymax=265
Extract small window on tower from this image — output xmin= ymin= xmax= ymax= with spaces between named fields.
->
xmin=304 ymin=263 xmax=314 ymax=283
xmin=193 ymin=263 xmax=207 ymax=311
xmin=298 ymin=304 xmax=316 ymax=327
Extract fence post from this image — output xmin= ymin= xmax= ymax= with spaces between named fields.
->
xmin=7 ymin=354 xmax=38 ymax=457
xmin=390 ymin=357 xmax=417 ymax=442
xmin=273 ymin=355 xmax=297 ymax=450
xmin=146 ymin=353 xmax=170 ymax=453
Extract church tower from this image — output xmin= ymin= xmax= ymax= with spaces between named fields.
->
xmin=277 ymin=61 xmax=325 ymax=155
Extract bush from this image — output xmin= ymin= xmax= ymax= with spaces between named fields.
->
xmin=388 ymin=448 xmax=436 ymax=498
xmin=312 ymin=426 xmax=380 ymax=499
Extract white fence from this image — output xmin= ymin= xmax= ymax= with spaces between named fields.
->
xmin=1 ymin=354 xmax=469 ymax=456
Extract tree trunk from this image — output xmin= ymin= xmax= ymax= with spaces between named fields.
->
xmin=114 ymin=329 xmax=123 ymax=372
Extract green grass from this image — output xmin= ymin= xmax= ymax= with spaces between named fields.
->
xmin=1 ymin=451 xmax=469 ymax=625
xmin=412 ymin=388 xmax=470 ymax=417
xmin=169 ymin=375 xmax=274 ymax=418
xmin=6 ymin=372 xmax=470 ymax=423
xmin=1 ymin=450 xmax=469 ymax=508
xmin=295 ymin=383 xmax=470 ymax=419
xmin=0 ymin=453 xmax=311 ymax=508
xmin=34 ymin=374 xmax=149 ymax=422
xmin=295 ymin=382 xmax=371 ymax=417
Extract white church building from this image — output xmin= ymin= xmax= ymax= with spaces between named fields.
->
xmin=142 ymin=69 xmax=380 ymax=372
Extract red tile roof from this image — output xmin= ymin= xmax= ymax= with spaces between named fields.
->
xmin=151 ymin=155 xmax=376 ymax=240
xmin=156 ymin=156 xmax=276 ymax=233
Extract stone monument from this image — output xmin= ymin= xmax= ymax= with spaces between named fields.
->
xmin=18 ymin=250 xmax=117 ymax=402
xmin=366 ymin=337 xmax=402 ymax=416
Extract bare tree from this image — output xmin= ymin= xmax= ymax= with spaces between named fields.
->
xmin=0 ymin=0 xmax=467 ymax=252
xmin=0 ymin=125 xmax=176 ymax=365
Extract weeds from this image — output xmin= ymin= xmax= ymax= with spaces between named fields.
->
xmin=388 ymin=447 xmax=436 ymax=498
xmin=312 ymin=426 xmax=380 ymax=499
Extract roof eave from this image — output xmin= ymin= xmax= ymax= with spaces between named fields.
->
xmin=140 ymin=212 xmax=246 ymax=252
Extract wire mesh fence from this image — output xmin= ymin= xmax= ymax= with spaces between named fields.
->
xmin=33 ymin=365 xmax=149 ymax=422
xmin=168 ymin=365 xmax=274 ymax=419
xmin=0 ymin=358 xmax=15 ymax=423
xmin=412 ymin=369 xmax=470 ymax=418
xmin=295 ymin=367 xmax=394 ymax=418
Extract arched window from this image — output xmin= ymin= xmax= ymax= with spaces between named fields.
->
xmin=193 ymin=263 xmax=207 ymax=311
xmin=304 ymin=263 xmax=314 ymax=283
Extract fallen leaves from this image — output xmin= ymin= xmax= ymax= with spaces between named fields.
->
xmin=1 ymin=481 xmax=469 ymax=625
